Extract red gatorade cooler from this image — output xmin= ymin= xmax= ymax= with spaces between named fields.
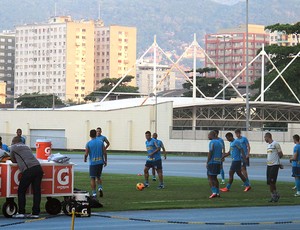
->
xmin=36 ymin=139 xmax=52 ymax=160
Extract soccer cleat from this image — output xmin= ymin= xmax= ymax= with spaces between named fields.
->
xmin=292 ymin=186 xmax=297 ymax=190
xmin=220 ymin=180 xmax=225 ymax=185
xmin=209 ymin=193 xmax=218 ymax=199
xmin=244 ymin=186 xmax=251 ymax=192
xmin=273 ymin=194 xmax=280 ymax=202
xmin=27 ymin=214 xmax=39 ymax=219
xmin=144 ymin=183 xmax=149 ymax=188
xmin=294 ymin=192 xmax=300 ymax=197
xmin=12 ymin=213 xmax=25 ymax=218
xmin=92 ymin=193 xmax=97 ymax=198
xmin=157 ymin=184 xmax=165 ymax=189
xmin=98 ymin=188 xmax=103 ymax=197
xmin=220 ymin=187 xmax=229 ymax=192
xmin=152 ymin=177 xmax=157 ymax=181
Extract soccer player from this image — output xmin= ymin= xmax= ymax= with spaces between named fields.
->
xmin=96 ymin=127 xmax=110 ymax=197
xmin=144 ymin=131 xmax=164 ymax=189
xmin=290 ymin=134 xmax=300 ymax=197
xmin=16 ymin=128 xmax=26 ymax=144
xmin=264 ymin=132 xmax=283 ymax=202
xmin=220 ymin=132 xmax=251 ymax=192
xmin=151 ymin=133 xmax=166 ymax=181
xmin=235 ymin=129 xmax=251 ymax=186
xmin=96 ymin=127 xmax=110 ymax=150
xmin=214 ymin=130 xmax=226 ymax=184
xmin=84 ymin=129 xmax=107 ymax=198
xmin=207 ymin=131 xmax=223 ymax=198
xmin=0 ymin=136 xmax=10 ymax=152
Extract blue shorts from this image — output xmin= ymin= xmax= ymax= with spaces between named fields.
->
xmin=292 ymin=167 xmax=300 ymax=177
xmin=207 ymin=164 xmax=221 ymax=176
xmin=89 ymin=164 xmax=103 ymax=178
xmin=230 ymin=161 xmax=242 ymax=172
xmin=145 ymin=159 xmax=162 ymax=170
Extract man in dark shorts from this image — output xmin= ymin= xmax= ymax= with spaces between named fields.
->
xmin=220 ymin=132 xmax=251 ymax=192
xmin=264 ymin=132 xmax=283 ymax=202
xmin=144 ymin=131 xmax=164 ymax=189
xmin=290 ymin=134 xmax=300 ymax=197
xmin=207 ymin=131 xmax=223 ymax=198
xmin=85 ymin=129 xmax=107 ymax=198
xmin=10 ymin=136 xmax=43 ymax=219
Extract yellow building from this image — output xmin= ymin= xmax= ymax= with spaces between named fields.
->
xmin=0 ymin=81 xmax=6 ymax=104
xmin=65 ymin=20 xmax=95 ymax=103
xmin=94 ymin=25 xmax=137 ymax=89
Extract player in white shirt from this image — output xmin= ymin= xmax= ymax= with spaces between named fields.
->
xmin=264 ymin=132 xmax=283 ymax=202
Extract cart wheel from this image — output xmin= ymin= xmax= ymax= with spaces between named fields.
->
xmin=45 ymin=198 xmax=61 ymax=215
xmin=2 ymin=201 xmax=17 ymax=218
xmin=62 ymin=200 xmax=76 ymax=216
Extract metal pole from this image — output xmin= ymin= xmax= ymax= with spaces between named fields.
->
xmin=261 ymin=44 xmax=265 ymax=102
xmin=155 ymin=94 xmax=157 ymax=133
xmin=153 ymin=35 xmax=157 ymax=96
xmin=245 ymin=0 xmax=250 ymax=130
xmin=192 ymin=33 xmax=197 ymax=100
xmin=223 ymin=36 xmax=226 ymax=100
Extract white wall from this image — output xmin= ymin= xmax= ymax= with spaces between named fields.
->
xmin=0 ymin=102 xmax=298 ymax=156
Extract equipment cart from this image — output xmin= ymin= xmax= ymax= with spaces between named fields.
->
xmin=0 ymin=161 xmax=76 ymax=217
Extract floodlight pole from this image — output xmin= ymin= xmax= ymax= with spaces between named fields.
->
xmin=153 ymin=35 xmax=158 ymax=133
xmin=245 ymin=0 xmax=250 ymax=131
xmin=192 ymin=33 xmax=197 ymax=100
xmin=261 ymin=44 xmax=265 ymax=102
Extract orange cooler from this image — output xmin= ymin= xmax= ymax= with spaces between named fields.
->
xmin=36 ymin=139 xmax=52 ymax=160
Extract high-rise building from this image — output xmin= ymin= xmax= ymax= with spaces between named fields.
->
xmin=205 ymin=24 xmax=269 ymax=86
xmin=14 ymin=16 xmax=95 ymax=103
xmin=136 ymin=61 xmax=176 ymax=95
xmin=0 ymin=31 xmax=15 ymax=104
xmin=94 ymin=25 xmax=137 ymax=89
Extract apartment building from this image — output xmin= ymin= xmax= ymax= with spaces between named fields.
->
xmin=0 ymin=31 xmax=15 ymax=104
xmin=136 ymin=61 xmax=176 ymax=95
xmin=94 ymin=25 xmax=137 ymax=89
xmin=14 ymin=16 xmax=95 ymax=103
xmin=205 ymin=24 xmax=269 ymax=86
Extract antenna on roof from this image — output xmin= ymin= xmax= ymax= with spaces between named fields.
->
xmin=98 ymin=0 xmax=101 ymax=19
xmin=54 ymin=2 xmax=57 ymax=16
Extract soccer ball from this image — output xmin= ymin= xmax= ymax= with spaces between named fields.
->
xmin=136 ymin=183 xmax=145 ymax=191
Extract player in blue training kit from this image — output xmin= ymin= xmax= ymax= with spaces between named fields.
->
xmin=220 ymin=132 xmax=251 ymax=192
xmin=235 ymin=129 xmax=251 ymax=186
xmin=85 ymin=129 xmax=107 ymax=198
xmin=96 ymin=127 xmax=110 ymax=197
xmin=151 ymin=133 xmax=166 ymax=181
xmin=207 ymin=131 xmax=223 ymax=198
xmin=214 ymin=130 xmax=226 ymax=184
xmin=290 ymin=134 xmax=300 ymax=197
xmin=144 ymin=131 xmax=164 ymax=189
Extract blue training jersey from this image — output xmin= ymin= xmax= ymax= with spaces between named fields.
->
xmin=292 ymin=144 xmax=300 ymax=167
xmin=208 ymin=139 xmax=222 ymax=164
xmin=97 ymin=135 xmax=107 ymax=143
xmin=1 ymin=143 xmax=10 ymax=152
xmin=217 ymin=137 xmax=225 ymax=150
xmin=85 ymin=138 xmax=104 ymax=165
xmin=237 ymin=136 xmax=249 ymax=156
xmin=153 ymin=139 xmax=164 ymax=161
xmin=145 ymin=138 xmax=159 ymax=161
xmin=230 ymin=139 xmax=243 ymax=161
xmin=21 ymin=136 xmax=26 ymax=144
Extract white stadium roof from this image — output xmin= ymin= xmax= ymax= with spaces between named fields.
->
xmin=58 ymin=97 xmax=300 ymax=111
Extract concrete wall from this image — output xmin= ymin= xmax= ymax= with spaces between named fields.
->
xmin=0 ymin=102 xmax=299 ymax=156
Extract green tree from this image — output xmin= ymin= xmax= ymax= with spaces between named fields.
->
xmin=16 ymin=92 xmax=65 ymax=108
xmin=251 ymin=45 xmax=300 ymax=103
xmin=85 ymin=75 xmax=139 ymax=102
xmin=182 ymin=68 xmax=236 ymax=98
